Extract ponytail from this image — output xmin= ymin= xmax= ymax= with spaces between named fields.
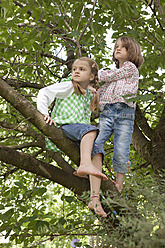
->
xmin=90 ymin=92 xmax=99 ymax=112
xmin=72 ymin=80 xmax=86 ymax=96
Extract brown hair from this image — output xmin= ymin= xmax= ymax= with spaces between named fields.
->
xmin=72 ymin=57 xmax=99 ymax=111
xmin=112 ymin=36 xmax=144 ymax=68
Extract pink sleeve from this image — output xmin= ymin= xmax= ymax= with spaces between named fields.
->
xmin=98 ymin=62 xmax=138 ymax=83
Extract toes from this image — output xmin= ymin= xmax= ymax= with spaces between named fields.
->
xmin=96 ymin=172 xmax=108 ymax=181
xmin=88 ymin=201 xmax=107 ymax=218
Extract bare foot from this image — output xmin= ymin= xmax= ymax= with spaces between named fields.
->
xmin=111 ymin=179 xmax=122 ymax=193
xmin=73 ymin=170 xmax=88 ymax=179
xmin=88 ymin=199 xmax=107 ymax=218
xmin=77 ymin=163 xmax=108 ymax=181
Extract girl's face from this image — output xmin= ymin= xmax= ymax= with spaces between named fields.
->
xmin=114 ymin=39 xmax=129 ymax=67
xmin=71 ymin=60 xmax=94 ymax=87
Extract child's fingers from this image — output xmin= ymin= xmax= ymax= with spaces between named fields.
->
xmin=53 ymin=121 xmax=56 ymax=127
xmin=44 ymin=114 xmax=52 ymax=125
xmin=43 ymin=114 xmax=56 ymax=126
xmin=44 ymin=114 xmax=49 ymax=121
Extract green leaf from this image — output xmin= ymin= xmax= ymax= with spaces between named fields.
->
xmin=126 ymin=94 xmax=155 ymax=102
xmin=33 ymin=41 xmax=42 ymax=51
xmin=28 ymin=28 xmax=38 ymax=40
xmin=1 ymin=208 xmax=14 ymax=221
xmin=25 ymin=215 xmax=38 ymax=223
xmin=14 ymin=181 xmax=23 ymax=188
xmin=24 ymin=66 xmax=33 ymax=75
xmin=35 ymin=220 xmax=50 ymax=230
xmin=74 ymin=241 xmax=82 ymax=247
xmin=32 ymin=187 xmax=47 ymax=196
xmin=0 ymin=0 xmax=12 ymax=11
xmin=97 ymin=229 xmax=105 ymax=235
xmin=0 ymin=65 xmax=8 ymax=70
xmin=70 ymin=30 xmax=81 ymax=37
xmin=58 ymin=217 xmax=66 ymax=225
xmin=65 ymin=195 xmax=76 ymax=203
xmin=5 ymin=229 xmax=12 ymax=239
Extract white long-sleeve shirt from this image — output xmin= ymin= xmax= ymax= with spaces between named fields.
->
xmin=37 ymin=81 xmax=74 ymax=115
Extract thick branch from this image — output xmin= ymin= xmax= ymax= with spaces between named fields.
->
xmin=155 ymin=105 xmax=165 ymax=141
xmin=0 ymin=77 xmax=42 ymax=89
xmin=0 ymin=78 xmax=80 ymax=165
xmin=0 ymin=145 xmax=88 ymax=195
xmin=0 ymin=120 xmax=74 ymax=173
xmin=135 ymin=104 xmax=153 ymax=139
xmin=0 ymin=144 xmax=122 ymax=224
xmin=132 ymin=123 xmax=151 ymax=163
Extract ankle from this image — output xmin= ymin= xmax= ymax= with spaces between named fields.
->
xmin=91 ymin=193 xmax=100 ymax=199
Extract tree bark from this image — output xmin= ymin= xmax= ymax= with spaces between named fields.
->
xmin=0 ymin=78 xmax=80 ymax=165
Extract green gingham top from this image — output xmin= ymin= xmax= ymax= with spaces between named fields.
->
xmin=37 ymin=80 xmax=93 ymax=151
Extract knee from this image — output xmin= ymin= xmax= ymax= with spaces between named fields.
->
xmin=88 ymin=130 xmax=98 ymax=139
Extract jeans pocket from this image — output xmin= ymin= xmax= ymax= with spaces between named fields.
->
xmin=122 ymin=112 xmax=135 ymax=121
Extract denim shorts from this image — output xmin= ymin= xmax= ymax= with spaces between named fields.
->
xmin=95 ymin=103 xmax=135 ymax=173
xmin=61 ymin=123 xmax=105 ymax=159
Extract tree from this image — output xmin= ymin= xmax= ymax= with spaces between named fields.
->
xmin=0 ymin=0 xmax=165 ymax=247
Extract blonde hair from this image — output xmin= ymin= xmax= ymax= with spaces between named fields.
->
xmin=72 ymin=57 xmax=99 ymax=112
xmin=113 ymin=36 xmax=144 ymax=68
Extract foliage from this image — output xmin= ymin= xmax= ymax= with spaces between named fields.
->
xmin=0 ymin=0 xmax=165 ymax=247
xmin=0 ymin=169 xmax=96 ymax=247
xmin=95 ymin=171 xmax=165 ymax=248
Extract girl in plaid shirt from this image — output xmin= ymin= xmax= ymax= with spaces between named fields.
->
xmin=91 ymin=36 xmax=144 ymax=193
xmin=37 ymin=57 xmax=108 ymax=218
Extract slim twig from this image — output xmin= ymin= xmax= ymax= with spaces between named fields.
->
xmin=78 ymin=0 xmax=97 ymax=42
xmin=54 ymin=2 xmax=72 ymax=31
xmin=77 ymin=0 xmax=97 ymax=57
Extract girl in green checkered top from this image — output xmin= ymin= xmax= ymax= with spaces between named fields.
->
xmin=37 ymin=57 xmax=108 ymax=218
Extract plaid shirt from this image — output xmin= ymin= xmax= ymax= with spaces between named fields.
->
xmin=37 ymin=80 xmax=93 ymax=125
xmin=98 ymin=61 xmax=139 ymax=110
xmin=37 ymin=80 xmax=93 ymax=151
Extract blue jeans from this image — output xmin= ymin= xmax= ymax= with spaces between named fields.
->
xmin=95 ymin=103 xmax=135 ymax=173
xmin=61 ymin=123 xmax=105 ymax=159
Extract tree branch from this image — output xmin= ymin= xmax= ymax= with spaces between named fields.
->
xmin=0 ymin=121 xmax=45 ymax=143
xmin=78 ymin=0 xmax=97 ymax=43
xmin=1 ymin=77 xmax=42 ymax=89
xmin=155 ymin=105 xmax=165 ymax=140
xmin=77 ymin=0 xmax=97 ymax=57
xmin=135 ymin=104 xmax=153 ymax=139
xmin=54 ymin=1 xmax=72 ymax=31
xmin=0 ymin=78 xmax=80 ymax=163
xmin=0 ymin=120 xmax=74 ymax=173
xmin=155 ymin=0 xmax=165 ymax=26
xmin=0 ymin=145 xmax=89 ymax=195
xmin=5 ymin=141 xmax=40 ymax=150
xmin=132 ymin=123 xmax=151 ymax=163
xmin=144 ymin=0 xmax=165 ymax=31
xmin=0 ymin=143 xmax=122 ymax=222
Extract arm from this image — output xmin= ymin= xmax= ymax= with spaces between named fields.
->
xmin=37 ymin=81 xmax=74 ymax=115
xmin=98 ymin=61 xmax=138 ymax=83
xmin=37 ymin=81 xmax=74 ymax=126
